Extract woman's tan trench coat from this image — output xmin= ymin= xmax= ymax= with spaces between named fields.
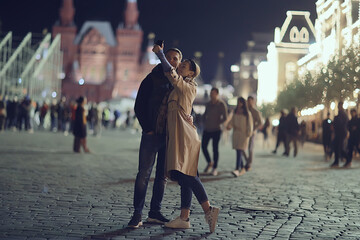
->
xmin=227 ymin=112 xmax=253 ymax=150
xmin=165 ymin=69 xmax=200 ymax=177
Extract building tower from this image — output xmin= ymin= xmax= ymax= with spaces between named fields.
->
xmin=211 ymin=52 xmax=228 ymax=88
xmin=52 ymin=0 xmax=77 ymax=81
xmin=115 ymin=0 xmax=143 ymax=98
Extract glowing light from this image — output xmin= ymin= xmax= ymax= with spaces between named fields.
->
xmin=272 ymin=119 xmax=280 ymax=127
xmin=18 ymin=78 xmax=22 ymax=84
xmin=300 ymin=104 xmax=325 ymax=116
xmin=231 ymin=65 xmax=240 ymax=73
xmin=257 ymin=61 xmax=278 ymax=104
xmin=343 ymin=101 xmax=349 ymax=109
xmin=51 ymin=92 xmax=57 ymax=98
xmin=35 ymin=54 xmax=41 ymax=60
xmin=79 ymin=78 xmax=85 ymax=85
xmin=330 ymin=102 xmax=336 ymax=110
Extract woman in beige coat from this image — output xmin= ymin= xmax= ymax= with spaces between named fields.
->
xmin=153 ymin=44 xmax=219 ymax=233
xmin=227 ymin=97 xmax=253 ymax=177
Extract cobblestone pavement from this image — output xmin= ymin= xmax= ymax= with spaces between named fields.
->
xmin=1 ymin=130 xmax=360 ymax=240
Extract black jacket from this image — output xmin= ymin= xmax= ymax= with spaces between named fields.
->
xmin=134 ymin=64 xmax=172 ymax=133
xmin=285 ymin=113 xmax=299 ymax=136
xmin=334 ymin=110 xmax=349 ymax=138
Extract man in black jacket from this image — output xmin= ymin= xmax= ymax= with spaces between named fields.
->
xmin=128 ymin=48 xmax=182 ymax=228
xmin=330 ymin=102 xmax=349 ymax=168
xmin=344 ymin=108 xmax=359 ymax=168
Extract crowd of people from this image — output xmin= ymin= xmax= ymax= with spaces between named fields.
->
xmin=0 ymin=95 xmax=138 ymax=137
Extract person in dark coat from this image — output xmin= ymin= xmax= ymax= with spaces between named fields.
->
xmin=330 ymin=102 xmax=349 ymax=168
xmin=128 ymin=47 xmax=182 ymax=229
xmin=322 ymin=113 xmax=333 ymax=161
xmin=72 ymin=96 xmax=90 ymax=153
xmin=272 ymin=110 xmax=287 ymax=154
xmin=284 ymin=107 xmax=299 ymax=157
xmin=344 ymin=109 xmax=360 ymax=168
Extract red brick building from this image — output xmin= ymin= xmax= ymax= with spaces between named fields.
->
xmin=52 ymin=0 xmax=156 ymax=102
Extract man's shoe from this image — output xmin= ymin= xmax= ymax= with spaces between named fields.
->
xmin=205 ymin=206 xmax=220 ymax=233
xmin=231 ymin=170 xmax=240 ymax=177
xmin=282 ymin=152 xmax=289 ymax=157
xmin=164 ymin=216 xmax=190 ymax=229
xmin=204 ymin=162 xmax=213 ymax=173
xmin=343 ymin=162 xmax=352 ymax=168
xmin=146 ymin=211 xmax=169 ymax=224
xmin=330 ymin=162 xmax=339 ymax=168
xmin=127 ymin=213 xmax=143 ymax=228
xmin=212 ymin=168 xmax=218 ymax=176
xmin=272 ymin=150 xmax=277 ymax=154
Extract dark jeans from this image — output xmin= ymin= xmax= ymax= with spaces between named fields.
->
xmin=171 ymin=170 xmax=208 ymax=209
xmin=202 ymin=130 xmax=221 ymax=168
xmin=133 ymin=133 xmax=167 ymax=215
xmin=347 ymin=137 xmax=360 ymax=163
xmin=333 ymin=135 xmax=347 ymax=165
xmin=236 ymin=149 xmax=245 ymax=170
xmin=275 ymin=131 xmax=286 ymax=151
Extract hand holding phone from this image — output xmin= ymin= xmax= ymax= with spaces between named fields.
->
xmin=155 ymin=40 xmax=164 ymax=47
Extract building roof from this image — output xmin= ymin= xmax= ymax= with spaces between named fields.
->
xmin=74 ymin=21 xmax=117 ymax=46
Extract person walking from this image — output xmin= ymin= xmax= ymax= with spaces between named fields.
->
xmin=344 ymin=109 xmax=360 ymax=168
xmin=72 ymin=96 xmax=90 ymax=153
xmin=127 ymin=47 xmax=182 ymax=229
xmin=261 ymin=117 xmax=270 ymax=149
xmin=272 ymin=110 xmax=287 ymax=154
xmin=246 ymin=96 xmax=262 ymax=171
xmin=201 ymin=87 xmax=228 ymax=176
xmin=227 ymin=97 xmax=253 ymax=177
xmin=322 ymin=113 xmax=333 ymax=161
xmin=0 ymin=95 xmax=6 ymax=132
xmin=284 ymin=107 xmax=299 ymax=157
xmin=330 ymin=102 xmax=349 ymax=168
xmin=153 ymin=44 xmax=219 ymax=233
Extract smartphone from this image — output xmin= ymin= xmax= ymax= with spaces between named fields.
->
xmin=155 ymin=40 xmax=164 ymax=46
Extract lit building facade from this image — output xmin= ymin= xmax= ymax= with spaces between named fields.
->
xmin=257 ymin=11 xmax=316 ymax=104
xmin=298 ymin=0 xmax=360 ymax=73
xmin=52 ymin=0 xmax=156 ymax=102
xmin=235 ymin=33 xmax=272 ymax=99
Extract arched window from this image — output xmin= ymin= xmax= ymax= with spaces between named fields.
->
xmin=300 ymin=27 xmax=309 ymax=43
xmin=290 ymin=27 xmax=300 ymax=42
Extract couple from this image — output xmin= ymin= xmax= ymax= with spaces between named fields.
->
xmin=128 ymin=43 xmax=219 ymax=233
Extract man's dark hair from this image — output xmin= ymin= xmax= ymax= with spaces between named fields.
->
xmin=247 ymin=96 xmax=254 ymax=101
xmin=165 ymin=48 xmax=182 ymax=61
xmin=210 ymin=87 xmax=219 ymax=94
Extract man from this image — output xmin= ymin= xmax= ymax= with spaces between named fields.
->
xmin=246 ymin=96 xmax=262 ymax=171
xmin=330 ymin=102 xmax=349 ymax=168
xmin=322 ymin=113 xmax=333 ymax=161
xmin=344 ymin=109 xmax=360 ymax=168
xmin=272 ymin=110 xmax=287 ymax=154
xmin=202 ymin=87 xmax=228 ymax=176
xmin=128 ymin=48 xmax=182 ymax=228
xmin=284 ymin=107 xmax=299 ymax=157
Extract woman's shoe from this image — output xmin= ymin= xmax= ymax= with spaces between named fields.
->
xmin=239 ymin=168 xmax=246 ymax=176
xmin=164 ymin=216 xmax=190 ymax=229
xmin=204 ymin=162 xmax=213 ymax=174
xmin=231 ymin=170 xmax=240 ymax=177
xmin=205 ymin=206 xmax=220 ymax=233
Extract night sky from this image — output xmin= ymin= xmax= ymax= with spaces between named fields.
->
xmin=0 ymin=0 xmax=317 ymax=83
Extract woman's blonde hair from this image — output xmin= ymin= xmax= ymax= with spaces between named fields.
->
xmin=184 ymin=59 xmax=201 ymax=79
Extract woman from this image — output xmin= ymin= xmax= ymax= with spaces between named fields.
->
xmin=227 ymin=97 xmax=253 ymax=177
xmin=73 ymin=96 xmax=90 ymax=153
xmin=153 ymin=44 xmax=219 ymax=233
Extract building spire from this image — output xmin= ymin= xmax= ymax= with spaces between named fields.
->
xmin=124 ymin=0 xmax=139 ymax=29
xmin=60 ymin=0 xmax=75 ymax=26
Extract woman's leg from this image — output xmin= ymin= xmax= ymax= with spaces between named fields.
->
xmin=236 ymin=149 xmax=243 ymax=170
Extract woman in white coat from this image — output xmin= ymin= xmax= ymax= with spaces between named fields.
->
xmin=153 ymin=44 xmax=219 ymax=233
xmin=227 ymin=97 xmax=253 ymax=177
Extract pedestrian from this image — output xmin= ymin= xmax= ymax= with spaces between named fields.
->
xmin=246 ymin=96 xmax=262 ymax=171
xmin=39 ymin=101 xmax=49 ymax=130
xmin=272 ymin=110 xmax=287 ymax=154
xmin=284 ymin=107 xmax=300 ymax=157
xmin=261 ymin=117 xmax=270 ymax=149
xmin=113 ymin=109 xmax=120 ymax=128
xmin=226 ymin=97 xmax=253 ymax=177
xmin=127 ymin=46 xmax=182 ymax=229
xmin=0 ymin=95 xmax=6 ymax=132
xmin=72 ymin=96 xmax=90 ymax=153
xmin=330 ymin=102 xmax=349 ymax=168
xmin=344 ymin=109 xmax=360 ymax=168
xmin=17 ymin=96 xmax=32 ymax=131
xmin=322 ymin=113 xmax=333 ymax=161
xmin=201 ymin=87 xmax=228 ymax=176
xmin=299 ymin=120 xmax=307 ymax=147
xmin=102 ymin=107 xmax=110 ymax=129
xmin=50 ymin=99 xmax=58 ymax=132
xmin=153 ymin=43 xmax=219 ymax=233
